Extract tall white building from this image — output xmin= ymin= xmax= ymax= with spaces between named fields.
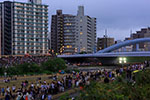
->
xmin=75 ymin=6 xmax=96 ymax=53
xmin=51 ymin=6 xmax=97 ymax=55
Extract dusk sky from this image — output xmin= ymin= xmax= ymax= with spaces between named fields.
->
xmin=2 ymin=0 xmax=150 ymax=40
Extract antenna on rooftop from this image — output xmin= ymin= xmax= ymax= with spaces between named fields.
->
xmin=104 ymin=29 xmax=108 ymax=48
xmin=105 ymin=29 xmax=107 ymax=38
xmin=130 ymin=30 xmax=132 ymax=34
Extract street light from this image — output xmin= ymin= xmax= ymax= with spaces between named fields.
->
xmin=119 ymin=58 xmax=123 ymax=61
xmin=119 ymin=60 xmax=122 ymax=64
xmin=119 ymin=57 xmax=127 ymax=67
xmin=123 ymin=58 xmax=126 ymax=61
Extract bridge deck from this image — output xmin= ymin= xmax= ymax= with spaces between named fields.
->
xmin=58 ymin=51 xmax=150 ymax=58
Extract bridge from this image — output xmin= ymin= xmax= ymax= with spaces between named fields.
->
xmin=58 ymin=51 xmax=150 ymax=58
xmin=98 ymin=38 xmax=150 ymax=53
xmin=58 ymin=38 xmax=150 ymax=58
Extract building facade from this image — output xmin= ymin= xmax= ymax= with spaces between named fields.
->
xmin=75 ymin=6 xmax=96 ymax=54
xmin=51 ymin=6 xmax=96 ymax=55
xmin=124 ymin=37 xmax=133 ymax=52
xmin=0 ymin=4 xmax=2 ymax=56
xmin=0 ymin=0 xmax=49 ymax=55
xmin=97 ymin=35 xmax=114 ymax=51
xmin=28 ymin=0 xmax=42 ymax=4
xmin=131 ymin=27 xmax=150 ymax=51
xmin=51 ymin=10 xmax=76 ymax=55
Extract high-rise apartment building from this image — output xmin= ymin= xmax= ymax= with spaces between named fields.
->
xmin=0 ymin=0 xmax=49 ymax=55
xmin=75 ymin=6 xmax=96 ymax=54
xmin=51 ymin=6 xmax=96 ymax=55
xmin=28 ymin=0 xmax=42 ymax=4
xmin=97 ymin=35 xmax=114 ymax=51
xmin=0 ymin=4 xmax=1 ymax=56
xmin=51 ymin=10 xmax=76 ymax=55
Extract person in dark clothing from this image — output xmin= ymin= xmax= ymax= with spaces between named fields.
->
xmin=104 ymin=77 xmax=109 ymax=83
xmin=5 ymin=92 xmax=10 ymax=100
xmin=112 ymin=73 xmax=115 ymax=78
xmin=116 ymin=69 xmax=119 ymax=76
xmin=127 ymin=69 xmax=132 ymax=80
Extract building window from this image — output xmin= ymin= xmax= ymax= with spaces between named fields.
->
xmin=80 ymin=32 xmax=83 ymax=35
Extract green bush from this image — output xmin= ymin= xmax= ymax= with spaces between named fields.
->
xmin=59 ymin=93 xmax=70 ymax=100
xmin=42 ymin=70 xmax=53 ymax=75
xmin=0 ymin=67 xmax=4 ymax=76
xmin=6 ymin=66 xmax=18 ymax=75
xmin=3 ymin=58 xmax=67 ymax=76
xmin=42 ymin=58 xmax=67 ymax=72
xmin=78 ymin=69 xmax=150 ymax=100
xmin=29 ymin=63 xmax=42 ymax=73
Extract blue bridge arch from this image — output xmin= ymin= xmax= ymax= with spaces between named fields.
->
xmin=97 ymin=38 xmax=150 ymax=53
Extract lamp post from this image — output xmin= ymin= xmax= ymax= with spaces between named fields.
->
xmin=119 ymin=57 xmax=127 ymax=67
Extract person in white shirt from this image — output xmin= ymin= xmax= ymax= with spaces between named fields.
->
xmin=31 ymin=83 xmax=34 ymax=88
xmin=12 ymin=85 xmax=16 ymax=92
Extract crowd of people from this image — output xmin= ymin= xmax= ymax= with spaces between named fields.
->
xmin=0 ymin=70 xmax=101 ymax=100
xmin=0 ymin=56 xmax=51 ymax=67
xmin=0 ymin=63 xmax=146 ymax=100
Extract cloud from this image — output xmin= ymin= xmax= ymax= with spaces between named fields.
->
xmin=1 ymin=0 xmax=150 ymax=40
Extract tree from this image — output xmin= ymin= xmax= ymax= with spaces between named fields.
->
xmin=54 ymin=58 xmax=67 ymax=70
xmin=0 ymin=67 xmax=4 ymax=76
xmin=29 ymin=63 xmax=41 ymax=74
xmin=42 ymin=58 xmax=67 ymax=72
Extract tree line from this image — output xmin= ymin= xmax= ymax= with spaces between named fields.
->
xmin=0 ymin=58 xmax=67 ymax=76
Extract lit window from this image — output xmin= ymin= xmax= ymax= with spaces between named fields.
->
xmin=80 ymin=32 xmax=83 ymax=35
xmin=66 ymin=23 xmax=72 ymax=26
xmin=67 ymin=45 xmax=70 ymax=48
xmin=66 ymin=45 xmax=72 ymax=48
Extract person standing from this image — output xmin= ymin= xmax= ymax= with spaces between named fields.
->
xmin=12 ymin=85 xmax=16 ymax=92
xmin=47 ymin=93 xmax=52 ymax=100
xmin=0 ymin=87 xmax=1 ymax=96
xmin=2 ymin=87 xmax=5 ymax=96
xmin=41 ymin=93 xmax=45 ymax=100
xmin=5 ymin=92 xmax=10 ymax=100
xmin=16 ymin=93 xmax=22 ymax=100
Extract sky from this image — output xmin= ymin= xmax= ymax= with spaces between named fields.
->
xmin=2 ymin=0 xmax=150 ymax=40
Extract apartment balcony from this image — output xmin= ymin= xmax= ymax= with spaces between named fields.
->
xmin=64 ymin=37 xmax=75 ymax=40
xmin=64 ymin=33 xmax=74 ymax=36
xmin=64 ymin=43 xmax=75 ymax=45
xmin=64 ymin=40 xmax=75 ymax=42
